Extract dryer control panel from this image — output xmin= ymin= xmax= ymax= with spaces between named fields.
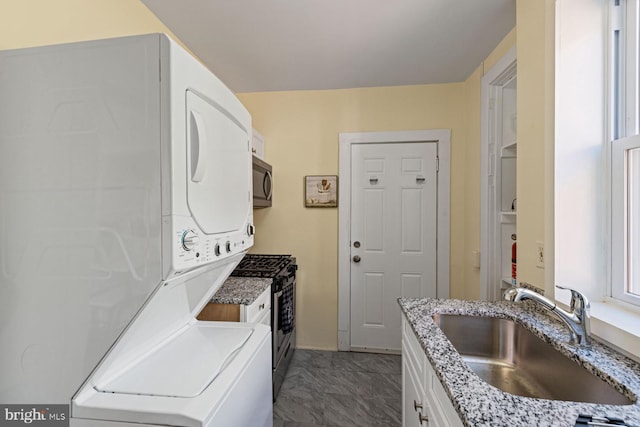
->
xmin=166 ymin=215 xmax=254 ymax=276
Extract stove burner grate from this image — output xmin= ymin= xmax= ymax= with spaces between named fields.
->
xmin=231 ymin=254 xmax=293 ymax=278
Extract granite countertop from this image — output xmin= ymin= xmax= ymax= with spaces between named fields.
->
xmin=210 ymin=277 xmax=272 ymax=305
xmin=399 ymin=298 xmax=640 ymax=427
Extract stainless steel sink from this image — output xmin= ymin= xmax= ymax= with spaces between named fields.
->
xmin=432 ymin=314 xmax=634 ymax=405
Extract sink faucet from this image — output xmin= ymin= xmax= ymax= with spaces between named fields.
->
xmin=504 ymin=285 xmax=592 ymax=348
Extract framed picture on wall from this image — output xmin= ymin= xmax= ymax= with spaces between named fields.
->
xmin=304 ymin=175 xmax=338 ymax=207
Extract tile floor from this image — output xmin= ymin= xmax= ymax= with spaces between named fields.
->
xmin=273 ymin=349 xmax=402 ymax=427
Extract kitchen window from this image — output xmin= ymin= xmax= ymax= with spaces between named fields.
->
xmin=556 ymin=0 xmax=640 ymax=358
xmin=610 ymin=0 xmax=640 ymax=308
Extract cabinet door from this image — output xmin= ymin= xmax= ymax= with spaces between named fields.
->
xmin=252 ymin=129 xmax=265 ymax=159
xmin=403 ymin=316 xmax=462 ymax=427
xmin=425 ymin=361 xmax=464 ymax=427
xmin=403 ymin=355 xmax=425 ymax=427
xmin=241 ymin=286 xmax=271 ymax=322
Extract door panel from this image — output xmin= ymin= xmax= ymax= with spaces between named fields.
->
xmin=351 ymin=142 xmax=437 ymax=351
xmin=402 ymin=188 xmax=423 ymax=252
xmin=364 ymin=189 xmax=385 ymax=250
xmin=364 ymin=273 xmax=384 ymax=325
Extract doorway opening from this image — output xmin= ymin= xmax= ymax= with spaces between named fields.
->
xmin=480 ymin=47 xmax=517 ymax=301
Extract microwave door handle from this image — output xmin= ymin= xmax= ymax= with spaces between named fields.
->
xmin=264 ymin=170 xmax=273 ymax=200
xmin=189 ymin=110 xmax=207 ymax=182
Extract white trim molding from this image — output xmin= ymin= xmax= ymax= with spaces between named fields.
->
xmin=337 ymin=129 xmax=451 ymax=351
xmin=480 ymin=46 xmax=517 ymax=301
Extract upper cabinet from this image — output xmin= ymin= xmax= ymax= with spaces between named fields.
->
xmin=252 ymin=129 xmax=265 ymax=159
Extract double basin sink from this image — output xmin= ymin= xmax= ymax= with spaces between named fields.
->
xmin=432 ymin=314 xmax=634 ymax=405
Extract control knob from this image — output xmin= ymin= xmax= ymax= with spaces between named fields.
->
xmin=214 ymin=243 xmax=221 ymax=257
xmin=181 ymin=230 xmax=198 ymax=251
xmin=247 ymin=224 xmax=255 ymax=236
xmin=225 ymin=241 xmax=232 ymax=253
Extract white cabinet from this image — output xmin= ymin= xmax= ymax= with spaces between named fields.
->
xmin=252 ymin=129 xmax=265 ymax=159
xmin=403 ymin=337 xmax=429 ymax=426
xmin=242 ymin=286 xmax=271 ymax=325
xmin=402 ymin=317 xmax=464 ymax=427
xmin=197 ymin=286 xmax=271 ymax=326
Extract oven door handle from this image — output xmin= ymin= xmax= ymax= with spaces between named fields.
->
xmin=273 ymin=290 xmax=283 ymax=327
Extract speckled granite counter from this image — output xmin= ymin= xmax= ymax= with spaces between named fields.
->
xmin=211 ymin=277 xmax=272 ymax=305
xmin=399 ymin=298 xmax=640 ymax=427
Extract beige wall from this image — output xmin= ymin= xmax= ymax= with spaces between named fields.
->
xmin=238 ymin=85 xmax=467 ymax=350
xmin=0 ymin=0 xmax=180 ymax=50
xmin=516 ymin=0 xmax=555 ymax=293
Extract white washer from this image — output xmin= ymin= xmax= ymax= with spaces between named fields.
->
xmin=72 ymin=322 xmax=272 ymax=427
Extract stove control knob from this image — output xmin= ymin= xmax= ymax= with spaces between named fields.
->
xmin=181 ymin=230 xmax=198 ymax=251
xmin=225 ymin=241 xmax=232 ymax=253
xmin=247 ymin=224 xmax=255 ymax=236
xmin=214 ymin=243 xmax=221 ymax=257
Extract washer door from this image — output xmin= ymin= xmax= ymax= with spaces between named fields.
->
xmin=94 ymin=323 xmax=253 ymax=397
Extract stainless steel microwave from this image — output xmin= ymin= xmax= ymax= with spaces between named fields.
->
xmin=252 ymin=156 xmax=272 ymax=208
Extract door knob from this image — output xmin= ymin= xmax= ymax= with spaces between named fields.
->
xmin=353 ymin=255 xmax=361 ymax=263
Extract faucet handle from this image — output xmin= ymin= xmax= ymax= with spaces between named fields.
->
xmin=555 ymin=285 xmax=590 ymax=312
xmin=503 ymin=287 xmax=518 ymax=301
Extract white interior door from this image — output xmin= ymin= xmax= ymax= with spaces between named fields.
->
xmin=350 ymin=142 xmax=438 ymax=352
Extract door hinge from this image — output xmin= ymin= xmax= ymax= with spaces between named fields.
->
xmin=436 ymin=156 xmax=439 ymax=173
xmin=611 ymin=1 xmax=623 ymax=31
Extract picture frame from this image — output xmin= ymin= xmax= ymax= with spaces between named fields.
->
xmin=304 ymin=175 xmax=338 ymax=207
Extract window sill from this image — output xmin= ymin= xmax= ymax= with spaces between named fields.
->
xmin=590 ymin=301 xmax=640 ymax=362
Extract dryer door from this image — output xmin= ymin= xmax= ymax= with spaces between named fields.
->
xmin=185 ymin=90 xmax=251 ymax=235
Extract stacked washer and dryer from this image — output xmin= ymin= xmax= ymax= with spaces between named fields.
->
xmin=0 ymin=34 xmax=272 ymax=427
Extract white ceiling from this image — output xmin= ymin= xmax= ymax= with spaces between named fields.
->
xmin=142 ymin=0 xmax=516 ymax=93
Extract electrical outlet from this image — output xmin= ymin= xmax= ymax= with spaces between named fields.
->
xmin=536 ymin=241 xmax=544 ymax=268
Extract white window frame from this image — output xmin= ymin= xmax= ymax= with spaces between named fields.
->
xmin=609 ymin=0 xmax=640 ymax=308
xmin=611 ymin=136 xmax=640 ymax=305
xmin=556 ymin=0 xmax=640 ymax=360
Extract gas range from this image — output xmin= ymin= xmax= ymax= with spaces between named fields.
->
xmin=231 ymin=254 xmax=297 ymax=400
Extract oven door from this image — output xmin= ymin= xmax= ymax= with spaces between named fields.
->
xmin=272 ymin=276 xmax=294 ymax=366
